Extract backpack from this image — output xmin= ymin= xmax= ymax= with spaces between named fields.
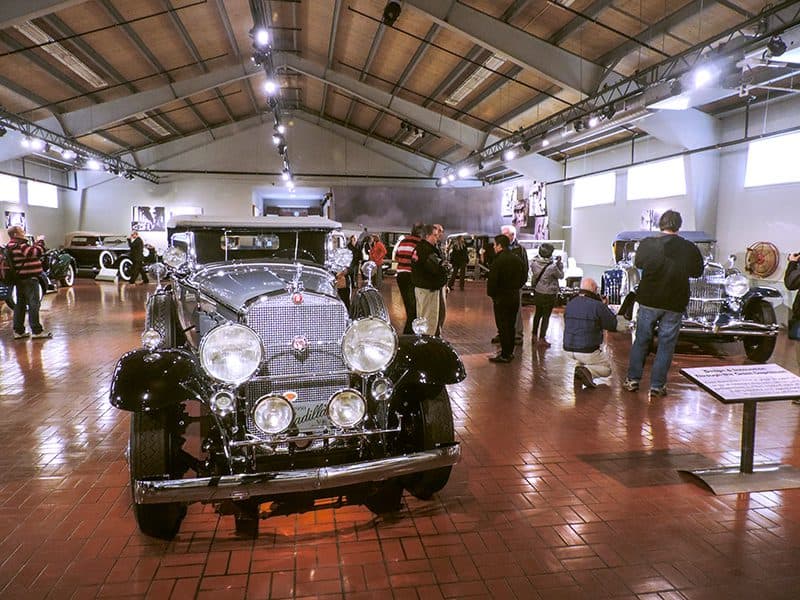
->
xmin=0 ymin=245 xmax=17 ymax=284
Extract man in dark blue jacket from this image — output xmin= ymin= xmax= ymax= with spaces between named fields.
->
xmin=564 ymin=277 xmax=618 ymax=388
xmin=487 ymin=234 xmax=527 ymax=363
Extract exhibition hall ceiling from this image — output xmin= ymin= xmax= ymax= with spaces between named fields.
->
xmin=0 ymin=0 xmax=799 ymax=184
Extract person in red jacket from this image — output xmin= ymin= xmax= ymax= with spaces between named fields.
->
xmin=368 ymin=234 xmax=387 ymax=288
xmin=6 ymin=225 xmax=51 ymax=339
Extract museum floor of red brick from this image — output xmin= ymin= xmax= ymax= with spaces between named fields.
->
xmin=2 ymin=279 xmax=800 ymax=599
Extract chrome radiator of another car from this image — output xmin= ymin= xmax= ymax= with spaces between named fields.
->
xmin=686 ymin=264 xmax=726 ymax=320
xmin=244 ymin=294 xmax=350 ymax=436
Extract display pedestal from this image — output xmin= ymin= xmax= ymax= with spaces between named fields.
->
xmin=95 ymin=267 xmax=118 ymax=282
xmin=680 ymin=364 xmax=800 ymax=495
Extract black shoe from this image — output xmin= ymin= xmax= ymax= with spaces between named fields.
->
xmin=491 ymin=335 xmax=500 ymax=344
xmin=574 ymin=366 xmax=596 ymax=388
xmin=488 ymin=353 xmax=512 ymax=363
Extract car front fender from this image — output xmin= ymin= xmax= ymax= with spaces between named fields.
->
xmin=387 ymin=335 xmax=466 ymax=387
xmin=109 ymin=347 xmax=207 ymax=412
xmin=744 ymin=286 xmax=782 ymax=302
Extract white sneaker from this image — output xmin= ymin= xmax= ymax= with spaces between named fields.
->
xmin=31 ymin=331 xmax=52 ymax=339
xmin=13 ymin=331 xmax=30 ymax=339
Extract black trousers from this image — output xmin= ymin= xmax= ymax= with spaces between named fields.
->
xmin=129 ymin=259 xmax=149 ymax=283
xmin=532 ymin=293 xmax=557 ymax=338
xmin=493 ymin=294 xmax=519 ymax=358
xmin=396 ymin=272 xmax=416 ymax=334
xmin=448 ymin=263 xmax=466 ymax=290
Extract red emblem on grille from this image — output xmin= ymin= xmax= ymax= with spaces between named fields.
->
xmin=292 ymin=292 xmax=303 ymax=304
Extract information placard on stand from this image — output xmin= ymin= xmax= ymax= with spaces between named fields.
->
xmin=680 ymin=364 xmax=800 ymax=495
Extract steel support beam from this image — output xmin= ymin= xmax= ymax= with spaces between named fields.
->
xmin=550 ymin=0 xmax=616 ymax=45
xmin=277 ymin=53 xmax=485 ymax=151
xmin=403 ymin=0 xmax=609 ymax=95
xmin=0 ymin=1 xmax=83 ymax=28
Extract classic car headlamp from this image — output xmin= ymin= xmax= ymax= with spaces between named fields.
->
xmin=341 ymin=317 xmax=397 ymax=374
xmin=252 ymin=394 xmax=294 ymax=434
xmin=163 ymin=246 xmax=187 ymax=269
xmin=725 ymin=273 xmax=749 ymax=298
xmin=327 ymin=389 xmax=366 ymax=428
xmin=199 ymin=323 xmax=263 ymax=384
xmin=141 ymin=328 xmax=162 ymax=351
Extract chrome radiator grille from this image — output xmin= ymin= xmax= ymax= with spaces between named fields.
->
xmin=686 ymin=265 xmax=725 ymax=320
xmin=244 ymin=294 xmax=350 ymax=436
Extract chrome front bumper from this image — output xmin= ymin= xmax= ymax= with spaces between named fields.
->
xmin=681 ymin=318 xmax=779 ymax=337
xmin=134 ymin=444 xmax=460 ymax=504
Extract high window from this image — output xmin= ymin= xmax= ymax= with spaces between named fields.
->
xmin=571 ymin=172 xmax=616 ymax=208
xmin=627 ymin=157 xmax=686 ymax=200
xmin=745 ymin=131 xmax=800 ymax=187
xmin=0 ymin=174 xmax=20 ymax=203
xmin=27 ymin=181 xmax=58 ymax=208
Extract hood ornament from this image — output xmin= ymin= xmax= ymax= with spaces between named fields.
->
xmin=292 ymin=335 xmax=309 ymax=356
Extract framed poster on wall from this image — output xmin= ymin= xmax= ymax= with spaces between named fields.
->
xmin=530 ymin=181 xmax=547 ymax=216
xmin=132 ymin=206 xmax=166 ymax=232
xmin=4 ymin=210 xmax=25 ymax=229
xmin=533 ymin=216 xmax=549 ymax=240
xmin=501 ymin=186 xmax=516 ymax=217
xmin=512 ymin=195 xmax=529 ymax=229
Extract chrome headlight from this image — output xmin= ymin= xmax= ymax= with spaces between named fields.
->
xmin=724 ymin=273 xmax=749 ymax=298
xmin=252 ymin=395 xmax=294 ymax=434
xmin=163 ymin=246 xmax=187 ymax=269
xmin=328 ymin=389 xmax=366 ymax=428
xmin=342 ymin=317 xmax=398 ymax=374
xmin=412 ymin=317 xmax=429 ymax=335
xmin=210 ymin=390 xmax=235 ymax=417
xmin=199 ymin=323 xmax=263 ymax=384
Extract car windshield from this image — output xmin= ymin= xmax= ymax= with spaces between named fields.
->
xmin=190 ymin=229 xmax=328 ymax=264
xmin=70 ymin=237 xmax=101 ymax=247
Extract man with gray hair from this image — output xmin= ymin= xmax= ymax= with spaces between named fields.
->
xmin=563 ymin=277 xmax=618 ymax=388
xmin=491 ymin=224 xmax=528 ymax=345
xmin=623 ymin=209 xmax=704 ymax=397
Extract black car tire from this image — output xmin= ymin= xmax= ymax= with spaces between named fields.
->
xmin=61 ymin=263 xmax=75 ymax=287
xmin=146 ymin=293 xmax=178 ymax=347
xmin=118 ymin=257 xmax=133 ymax=282
xmin=362 ymin=478 xmax=404 ymax=514
xmin=129 ymin=411 xmax=187 ymax=539
xmin=99 ymin=250 xmax=115 ymax=269
xmin=742 ymin=299 xmax=777 ymax=363
xmin=350 ymin=287 xmax=389 ymax=321
xmin=403 ymin=387 xmax=455 ymax=500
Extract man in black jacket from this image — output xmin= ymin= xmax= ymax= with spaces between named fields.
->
xmin=624 ymin=210 xmax=704 ymax=396
xmin=564 ymin=278 xmax=618 ymax=388
xmin=487 ymin=234 xmax=527 ymax=362
xmin=127 ymin=231 xmax=149 ymax=285
xmin=491 ymin=225 xmax=529 ymax=345
xmin=411 ymin=224 xmax=449 ymax=336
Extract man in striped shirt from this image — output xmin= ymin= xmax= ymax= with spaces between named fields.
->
xmin=6 ymin=225 xmax=51 ymax=339
xmin=394 ymin=223 xmax=422 ymax=334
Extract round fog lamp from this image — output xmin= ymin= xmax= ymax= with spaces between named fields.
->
xmin=328 ymin=389 xmax=366 ymax=428
xmin=141 ymin=328 xmax=163 ymax=350
xmin=370 ymin=376 xmax=394 ymax=402
xmin=253 ymin=395 xmax=294 ymax=434
xmin=210 ymin=391 xmax=235 ymax=416
xmin=724 ymin=273 xmax=749 ymax=298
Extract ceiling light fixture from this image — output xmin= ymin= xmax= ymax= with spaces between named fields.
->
xmin=253 ymin=28 xmax=270 ymax=48
xmin=382 ymin=1 xmax=401 ymax=27
xmin=264 ymin=79 xmax=279 ymax=95
xmin=503 ymin=148 xmax=517 ymax=161
xmin=87 ymin=158 xmax=101 ymax=170
xmin=767 ymin=35 xmax=787 ymax=57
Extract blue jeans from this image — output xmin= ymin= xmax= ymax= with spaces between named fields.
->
xmin=626 ymin=305 xmax=682 ymax=389
xmin=13 ymin=277 xmax=43 ymax=335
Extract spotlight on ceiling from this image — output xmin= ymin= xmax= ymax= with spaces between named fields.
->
xmin=61 ymin=148 xmax=76 ymax=160
xmin=447 ymin=173 xmax=456 ymax=182
xmin=264 ymin=79 xmax=279 ymax=95
xmin=272 ymin=132 xmax=285 ymax=146
xmin=521 ymin=140 xmax=531 ymax=152
xmin=541 ymin=139 xmax=550 ymax=148
xmin=573 ymin=119 xmax=585 ymax=132
xmin=281 ymin=168 xmax=291 ymax=181
xmin=253 ymin=28 xmax=270 ymax=48
xmin=382 ymin=1 xmax=402 ymax=27
xmin=438 ymin=176 xmax=448 ymax=186
xmin=767 ymin=35 xmax=787 ymax=57
xmin=30 ymin=137 xmax=45 ymax=151
xmin=87 ymin=158 xmax=101 ymax=170
xmin=692 ymin=64 xmax=716 ymax=88
xmin=457 ymin=166 xmax=471 ymax=178
xmin=503 ymin=148 xmax=517 ymax=161
xmin=276 ymin=123 xmax=286 ymax=134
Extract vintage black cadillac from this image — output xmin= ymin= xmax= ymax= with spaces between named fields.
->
xmin=109 ymin=216 xmax=465 ymax=539
xmin=601 ymin=230 xmax=780 ymax=362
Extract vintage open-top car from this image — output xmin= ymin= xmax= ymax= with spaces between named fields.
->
xmin=65 ymin=231 xmax=155 ymax=281
xmin=109 ymin=216 xmax=465 ymax=539
xmin=601 ymin=230 xmax=780 ymax=362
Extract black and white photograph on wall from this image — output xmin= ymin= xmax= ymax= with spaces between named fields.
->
xmin=529 ymin=181 xmax=547 ymax=216
xmin=4 ymin=210 xmax=25 ymax=229
xmin=501 ymin=186 xmax=516 ymax=217
xmin=640 ymin=208 xmax=661 ymax=231
xmin=533 ymin=216 xmax=549 ymax=240
xmin=132 ymin=206 xmax=166 ymax=232
xmin=512 ymin=194 xmax=529 ymax=229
